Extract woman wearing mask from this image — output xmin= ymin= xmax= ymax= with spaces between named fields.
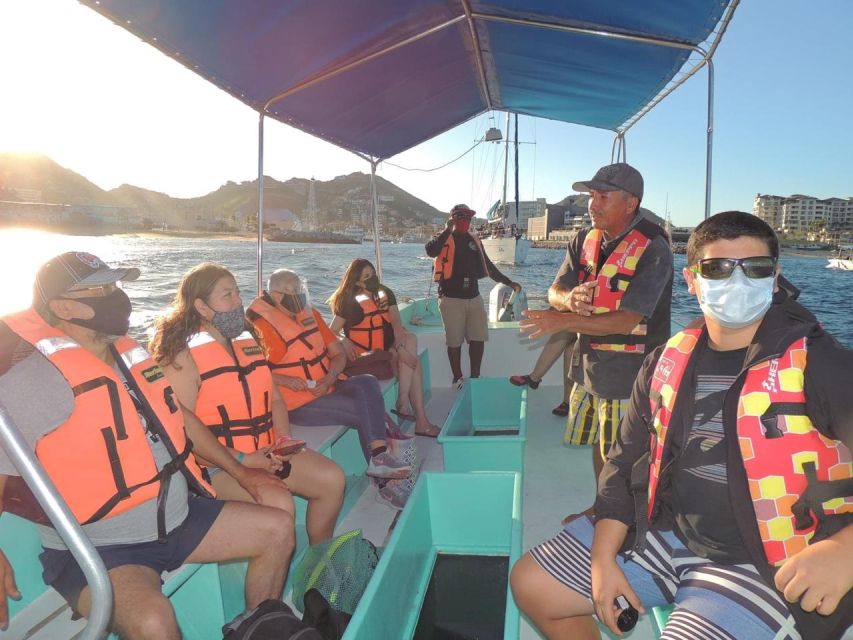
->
xmin=328 ymin=259 xmax=440 ymax=437
xmin=150 ymin=263 xmax=345 ymax=547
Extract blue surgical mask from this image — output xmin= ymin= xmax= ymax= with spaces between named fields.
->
xmin=210 ymin=305 xmax=246 ymax=340
xmin=695 ymin=268 xmax=775 ymax=329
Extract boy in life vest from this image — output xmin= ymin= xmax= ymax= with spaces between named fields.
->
xmin=425 ymin=204 xmax=521 ymax=387
xmin=0 ymin=252 xmax=290 ymax=638
xmin=511 ymin=212 xmax=853 ymax=640
xmin=520 ymin=163 xmax=673 ymax=490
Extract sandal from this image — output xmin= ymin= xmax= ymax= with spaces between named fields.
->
xmin=552 ymin=402 xmax=570 ymax=417
xmin=509 ymin=374 xmax=540 ymax=390
xmin=414 ymin=423 xmax=441 ymax=438
xmin=391 ymin=408 xmax=417 ymax=422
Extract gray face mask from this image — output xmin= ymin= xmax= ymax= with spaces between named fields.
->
xmin=210 ymin=305 xmax=246 ymax=340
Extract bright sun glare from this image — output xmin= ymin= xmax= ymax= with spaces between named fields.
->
xmin=0 ymin=229 xmax=88 ymax=316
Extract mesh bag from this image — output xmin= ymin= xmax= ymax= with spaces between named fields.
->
xmin=291 ymin=529 xmax=379 ymax=615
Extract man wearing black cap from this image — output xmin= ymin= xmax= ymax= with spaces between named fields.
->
xmin=426 ymin=205 xmax=521 ymax=386
xmin=0 ymin=252 xmax=291 ymax=637
xmin=520 ymin=163 xmax=673 ymax=486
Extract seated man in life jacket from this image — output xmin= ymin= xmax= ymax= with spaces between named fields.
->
xmin=0 ymin=252 xmax=290 ymax=638
xmin=511 ymin=212 xmax=853 ymax=640
xmin=327 ymin=258 xmax=440 ymax=437
xmin=150 ymin=263 xmax=345 ymax=552
xmin=247 ymin=269 xmax=413 ymax=508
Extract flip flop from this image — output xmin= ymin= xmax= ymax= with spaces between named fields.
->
xmin=391 ymin=408 xmax=417 ymax=422
xmin=414 ymin=424 xmax=441 ymax=438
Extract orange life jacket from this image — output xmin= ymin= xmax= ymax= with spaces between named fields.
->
xmin=345 ymin=291 xmax=391 ymax=353
xmin=188 ymin=329 xmax=274 ymax=455
xmin=577 ymin=219 xmax=661 ymax=353
xmin=4 ymin=309 xmax=213 ymax=535
xmin=647 ymin=328 xmax=853 ymax=566
xmin=433 ymin=232 xmax=489 ymax=282
xmin=247 ymin=295 xmax=332 ymax=410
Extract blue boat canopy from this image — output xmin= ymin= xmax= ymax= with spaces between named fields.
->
xmin=80 ymin=1 xmax=733 ymax=160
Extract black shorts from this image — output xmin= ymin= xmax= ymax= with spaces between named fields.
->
xmin=40 ymin=496 xmax=225 ymax=609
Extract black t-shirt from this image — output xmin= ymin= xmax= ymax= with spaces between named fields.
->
xmin=673 ymin=345 xmax=751 ymax=563
xmin=437 ymin=232 xmax=512 ymax=299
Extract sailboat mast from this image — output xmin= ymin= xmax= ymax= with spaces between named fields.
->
xmin=501 ymin=111 xmax=510 ymax=218
xmin=514 ymin=113 xmax=520 ymax=227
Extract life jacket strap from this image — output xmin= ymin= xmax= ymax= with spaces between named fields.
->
xmin=791 ymin=461 xmax=853 ymax=531
xmin=759 ymin=402 xmax=807 ymax=439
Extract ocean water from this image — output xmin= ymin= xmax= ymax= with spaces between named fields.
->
xmin=1 ymin=229 xmax=851 ymax=347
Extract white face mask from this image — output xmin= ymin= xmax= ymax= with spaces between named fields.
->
xmin=695 ymin=267 xmax=775 ymax=329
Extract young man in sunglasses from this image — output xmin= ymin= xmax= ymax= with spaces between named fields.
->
xmin=511 ymin=212 xmax=853 ymax=639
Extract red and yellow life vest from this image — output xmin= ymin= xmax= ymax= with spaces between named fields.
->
xmin=647 ymin=328 xmax=853 ymax=566
xmin=433 ymin=232 xmax=488 ymax=282
xmin=188 ymin=329 xmax=274 ymax=455
xmin=345 ymin=291 xmax=391 ymax=353
xmin=578 ymin=221 xmax=658 ymax=352
xmin=248 ymin=296 xmax=332 ymax=410
xmin=3 ymin=308 xmax=213 ymax=528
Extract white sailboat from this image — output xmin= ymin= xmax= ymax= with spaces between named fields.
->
xmin=480 ymin=113 xmax=532 ymax=266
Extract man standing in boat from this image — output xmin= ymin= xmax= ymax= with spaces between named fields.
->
xmin=426 ymin=204 xmax=522 ymax=386
xmin=512 ymin=211 xmax=853 ymax=639
xmin=0 ymin=252 xmax=291 ymax=638
xmin=520 ymin=163 xmax=672 ymax=487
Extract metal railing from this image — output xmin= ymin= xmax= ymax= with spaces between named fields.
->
xmin=0 ymin=402 xmax=112 ymax=640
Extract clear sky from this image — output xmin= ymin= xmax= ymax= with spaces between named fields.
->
xmin=1 ymin=0 xmax=851 ymax=227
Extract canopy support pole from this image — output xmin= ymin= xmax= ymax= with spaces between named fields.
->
xmin=704 ymin=57 xmax=715 ymax=220
xmin=256 ymin=113 xmax=265 ymax=294
xmin=610 ymin=133 xmax=627 ymax=164
xmin=369 ymin=158 xmax=383 ymax=280
xmin=0 ymin=402 xmax=113 ymax=640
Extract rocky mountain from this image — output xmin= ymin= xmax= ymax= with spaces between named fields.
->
xmin=0 ymin=154 xmax=446 ymax=229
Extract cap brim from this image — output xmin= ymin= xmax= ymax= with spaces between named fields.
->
xmin=572 ymin=179 xmax=621 ymax=193
xmin=77 ymin=267 xmax=141 ymax=287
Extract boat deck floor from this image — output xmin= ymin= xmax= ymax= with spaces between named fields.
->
xmin=333 ymin=383 xmax=657 ymax=640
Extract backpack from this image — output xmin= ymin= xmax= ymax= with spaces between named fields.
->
xmin=222 ymin=599 xmax=322 ymax=640
xmin=302 ymin=589 xmax=352 ymax=640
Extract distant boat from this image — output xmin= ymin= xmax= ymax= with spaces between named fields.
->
xmin=266 ymin=229 xmax=358 ymax=244
xmin=827 ymin=246 xmax=853 ymax=270
xmin=790 ymin=242 xmax=830 ymax=251
xmin=478 ymin=200 xmax=531 ymax=266
xmin=342 ymin=225 xmax=364 ymax=243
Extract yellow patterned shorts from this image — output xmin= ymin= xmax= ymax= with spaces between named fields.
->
xmin=563 ymin=383 xmax=630 ymax=458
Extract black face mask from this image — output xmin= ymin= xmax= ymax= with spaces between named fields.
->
xmin=67 ymin=288 xmax=132 ymax=337
xmin=363 ymin=276 xmax=380 ymax=293
xmin=280 ymin=292 xmax=308 ymax=314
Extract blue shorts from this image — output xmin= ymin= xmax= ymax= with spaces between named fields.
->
xmin=530 ymin=516 xmax=802 ymax=640
xmin=40 ymin=496 xmax=225 ymax=609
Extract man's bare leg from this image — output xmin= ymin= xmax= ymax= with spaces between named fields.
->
xmin=186 ymin=501 xmax=293 ymax=608
xmin=510 ymin=554 xmax=600 ymax=640
xmin=76 ymin=565 xmax=179 ymax=640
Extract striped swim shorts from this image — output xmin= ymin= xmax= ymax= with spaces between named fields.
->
xmin=529 ymin=516 xmax=802 ymax=640
xmin=562 ymin=383 xmax=629 ymax=458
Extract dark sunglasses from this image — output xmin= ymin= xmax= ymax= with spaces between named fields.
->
xmin=691 ymin=256 xmax=777 ymax=280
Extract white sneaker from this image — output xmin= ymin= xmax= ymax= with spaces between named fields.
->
xmin=367 ymin=451 xmax=412 ymax=479
xmin=377 ymin=482 xmax=410 ymax=510
xmin=452 ymin=377 xmax=465 ymax=391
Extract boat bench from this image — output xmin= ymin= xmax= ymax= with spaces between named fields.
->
xmin=0 ymin=347 xmax=431 ymax=639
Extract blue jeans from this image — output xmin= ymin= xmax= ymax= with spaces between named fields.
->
xmin=288 ymin=375 xmax=386 ymax=460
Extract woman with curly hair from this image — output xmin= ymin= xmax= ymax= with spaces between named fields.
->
xmin=151 ymin=262 xmax=345 ymax=546
xmin=328 ymin=258 xmax=439 ymax=437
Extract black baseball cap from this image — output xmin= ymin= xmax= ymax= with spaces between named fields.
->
xmin=572 ymin=163 xmax=644 ymax=201
xmin=33 ymin=252 xmax=140 ymax=308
